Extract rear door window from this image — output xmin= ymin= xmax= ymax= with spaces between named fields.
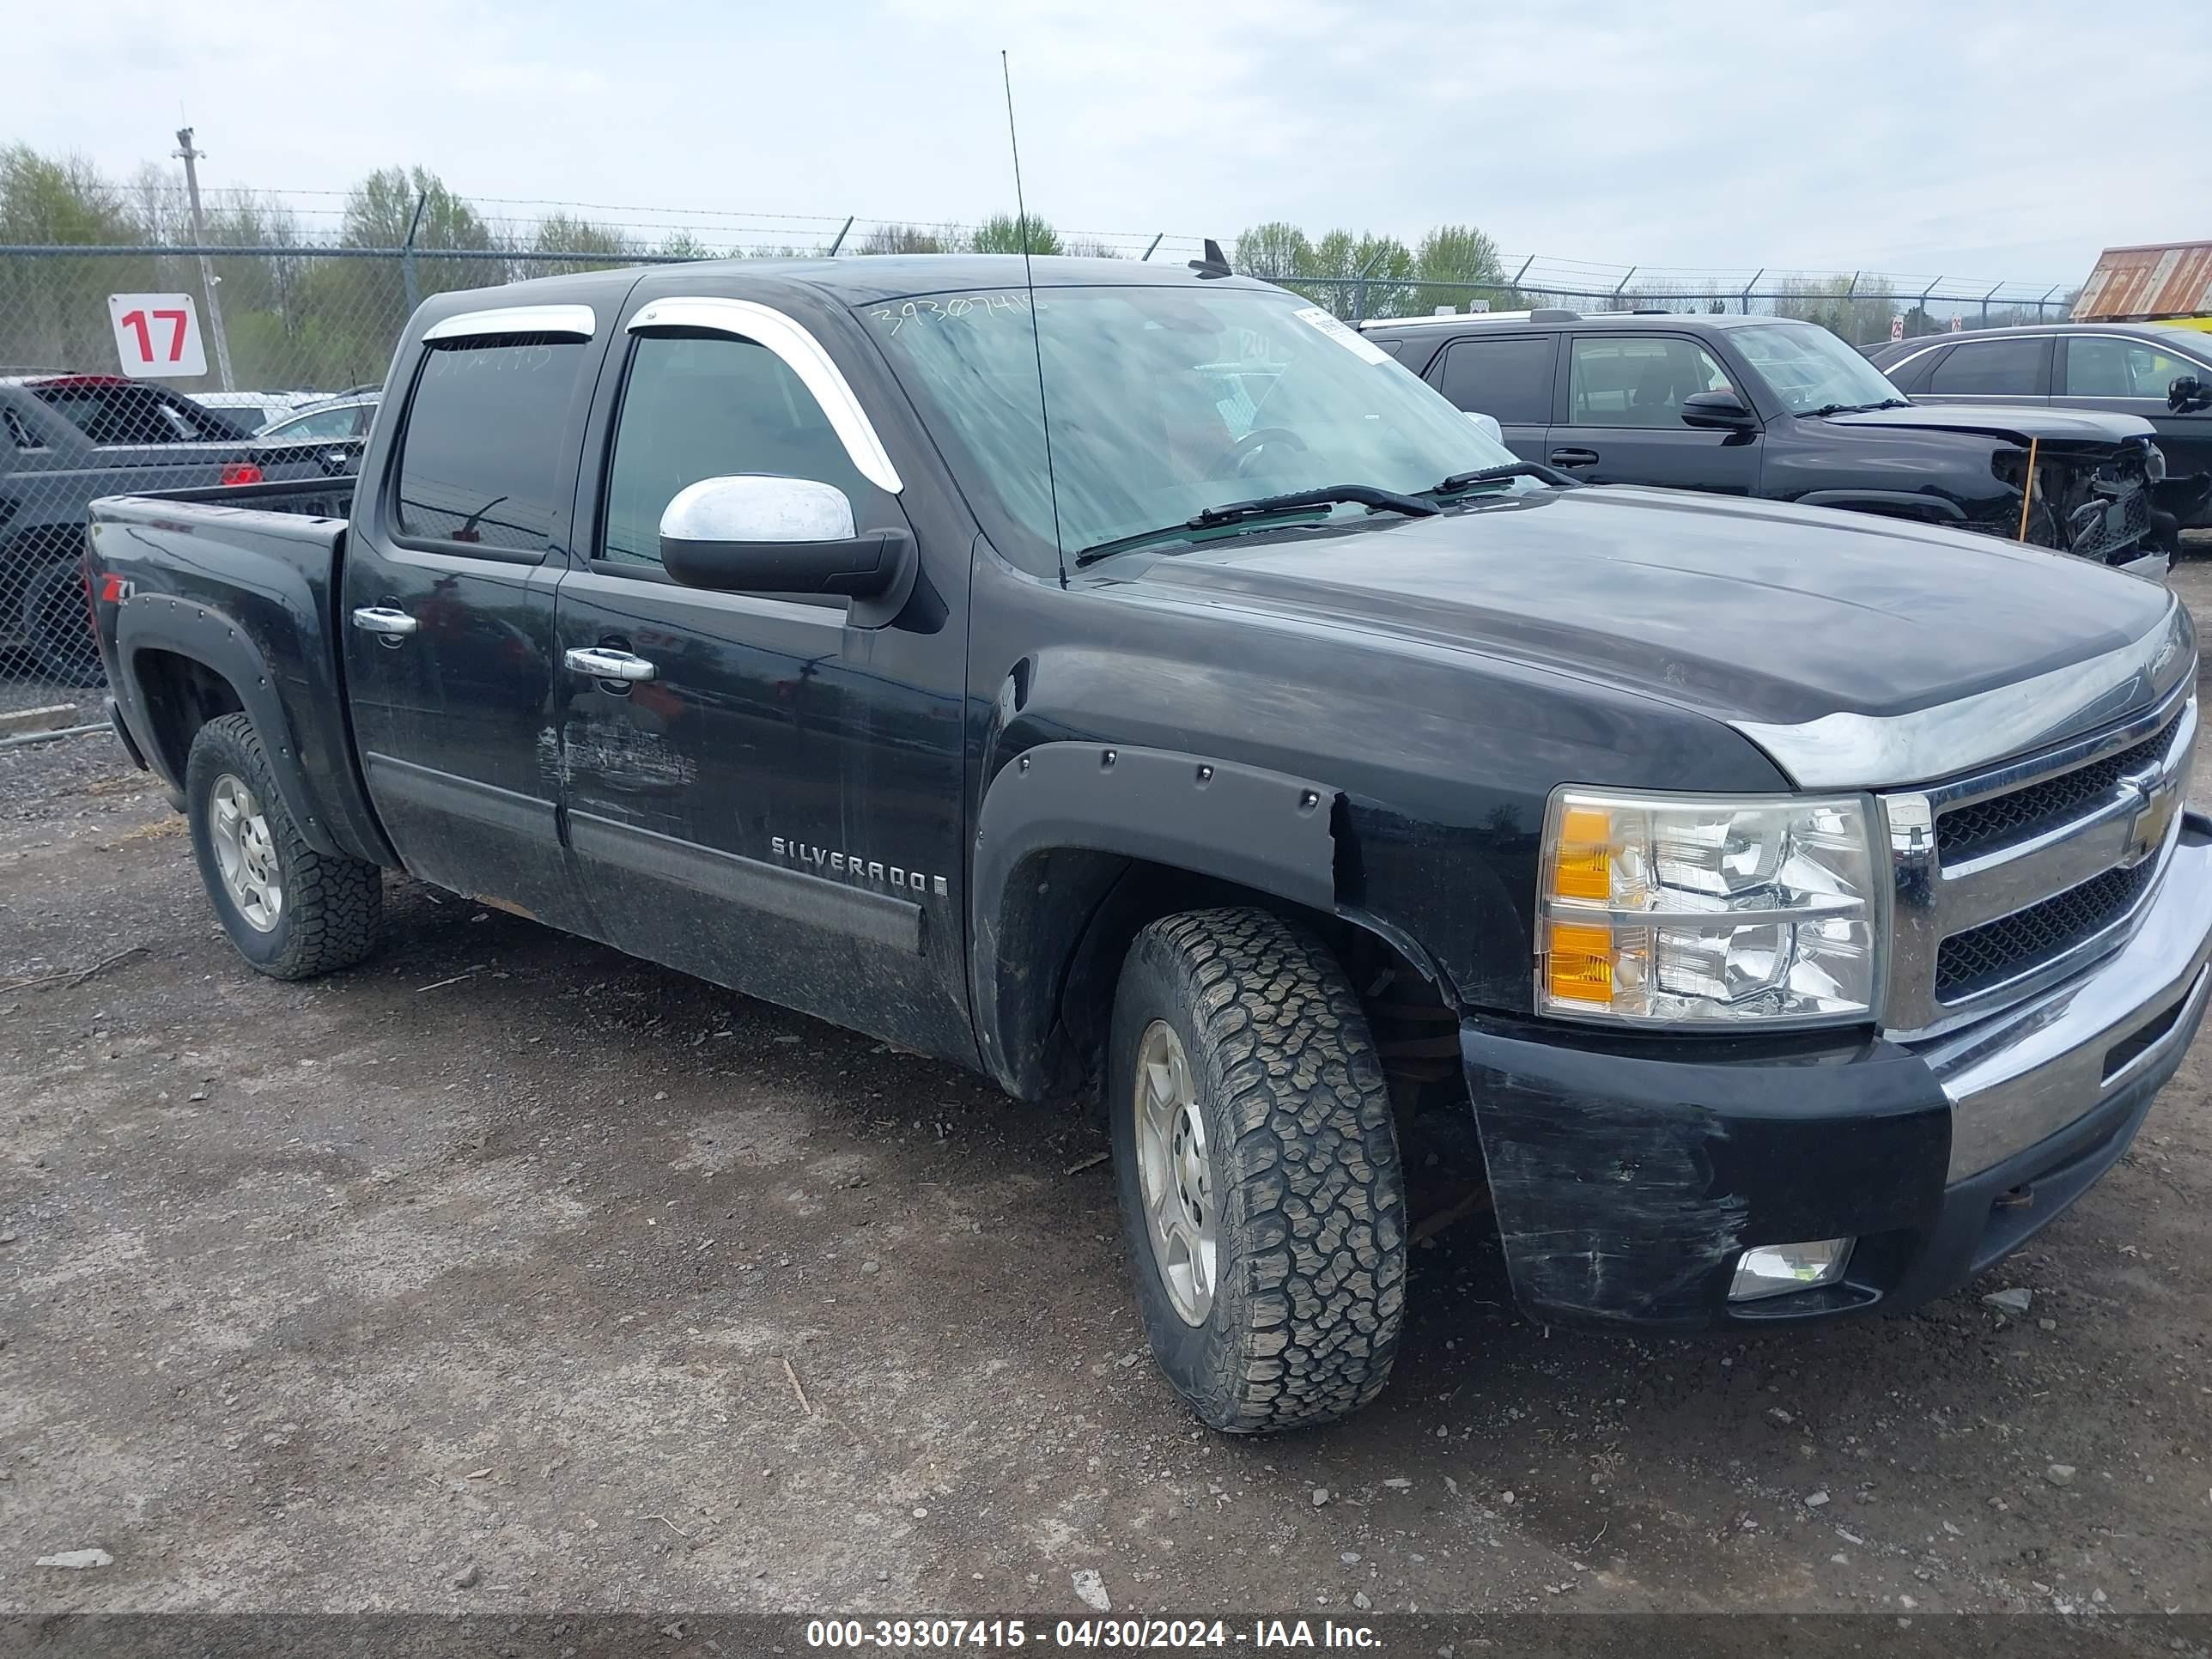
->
xmin=1433 ymin=335 xmax=1558 ymax=423
xmin=393 ymin=340 xmax=587 ymax=554
xmin=1926 ymin=337 xmax=2046 ymax=395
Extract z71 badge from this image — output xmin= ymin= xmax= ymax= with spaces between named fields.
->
xmin=771 ymin=836 xmax=948 ymax=899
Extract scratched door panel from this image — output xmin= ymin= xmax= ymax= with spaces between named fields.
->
xmin=552 ymin=569 xmax=971 ymax=1060
xmin=343 ymin=550 xmax=597 ymax=933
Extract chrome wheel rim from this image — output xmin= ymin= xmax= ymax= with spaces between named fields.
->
xmin=1133 ymin=1019 xmax=1217 ymax=1326
xmin=210 ymin=773 xmax=283 ymax=933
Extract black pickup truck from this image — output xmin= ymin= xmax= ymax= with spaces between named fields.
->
xmin=87 ymin=256 xmax=2211 ymax=1433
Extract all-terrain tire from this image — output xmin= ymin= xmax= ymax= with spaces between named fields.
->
xmin=1110 ymin=907 xmax=1407 ymax=1433
xmin=185 ymin=713 xmax=382 ymax=979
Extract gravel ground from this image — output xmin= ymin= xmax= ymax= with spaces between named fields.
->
xmin=2 ymin=565 xmax=2209 ymax=1624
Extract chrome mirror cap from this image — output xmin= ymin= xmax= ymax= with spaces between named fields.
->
xmin=1464 ymin=410 xmax=1504 ymax=445
xmin=659 ymin=475 xmax=856 ymax=547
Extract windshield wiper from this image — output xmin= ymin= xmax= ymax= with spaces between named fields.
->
xmin=1190 ymin=483 xmax=1439 ymax=526
xmin=1072 ymin=483 xmax=1436 ymax=568
xmin=1806 ymin=399 xmax=1906 ymax=417
xmin=1428 ymin=459 xmax=1580 ymax=495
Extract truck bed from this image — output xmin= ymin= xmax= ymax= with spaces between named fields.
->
xmin=87 ymin=473 xmax=395 ymax=870
xmin=100 ymin=472 xmax=357 ymax=520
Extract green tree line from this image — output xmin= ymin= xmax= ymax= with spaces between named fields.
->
xmin=1231 ymin=221 xmax=1526 ymax=320
xmin=3 ymin=143 xmax=1535 ymax=388
xmin=0 ymin=146 xmax=1153 ymax=388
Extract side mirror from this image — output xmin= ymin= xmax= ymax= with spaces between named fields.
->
xmin=1680 ymin=389 xmax=1757 ymax=430
xmin=658 ymin=476 xmax=910 ymax=607
xmin=2169 ymin=374 xmax=2212 ymax=415
xmin=1463 ymin=410 xmax=1505 ymax=445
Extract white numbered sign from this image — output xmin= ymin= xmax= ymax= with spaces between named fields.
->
xmin=107 ymin=293 xmax=208 ymax=379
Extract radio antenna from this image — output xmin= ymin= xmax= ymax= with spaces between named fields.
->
xmin=1002 ymin=50 xmax=1066 ymax=582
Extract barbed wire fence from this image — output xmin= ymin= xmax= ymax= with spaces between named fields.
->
xmin=1 ymin=203 xmax=2082 ymax=709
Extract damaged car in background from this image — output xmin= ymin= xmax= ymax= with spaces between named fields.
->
xmin=1366 ymin=310 xmax=2179 ymax=574
xmin=1865 ymin=321 xmax=2212 ymax=534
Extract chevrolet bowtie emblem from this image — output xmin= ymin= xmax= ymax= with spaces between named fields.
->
xmin=2119 ymin=769 xmax=2180 ymax=869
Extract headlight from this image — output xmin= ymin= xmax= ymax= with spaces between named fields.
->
xmin=1535 ymin=787 xmax=1884 ymax=1027
xmin=2146 ymin=442 xmax=2168 ymax=483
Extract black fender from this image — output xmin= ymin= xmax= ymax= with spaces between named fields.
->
xmin=1794 ymin=489 xmax=1967 ymax=521
xmin=969 ymin=740 xmax=1339 ymax=1098
xmin=113 ymin=593 xmax=393 ymax=865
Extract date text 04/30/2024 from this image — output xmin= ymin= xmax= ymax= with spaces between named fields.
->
xmin=803 ymin=1619 xmax=1382 ymax=1649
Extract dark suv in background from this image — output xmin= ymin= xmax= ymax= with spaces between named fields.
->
xmin=1364 ymin=309 xmax=2177 ymax=570
xmin=1866 ymin=323 xmax=2212 ymax=525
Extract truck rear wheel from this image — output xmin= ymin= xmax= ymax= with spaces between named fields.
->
xmin=1109 ymin=907 xmax=1407 ymax=1432
xmin=185 ymin=713 xmax=381 ymax=979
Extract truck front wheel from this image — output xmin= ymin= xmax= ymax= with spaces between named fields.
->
xmin=1109 ymin=907 xmax=1407 ymax=1432
xmin=185 ymin=713 xmax=382 ymax=979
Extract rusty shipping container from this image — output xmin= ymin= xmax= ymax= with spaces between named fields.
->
xmin=2073 ymin=241 xmax=2212 ymax=323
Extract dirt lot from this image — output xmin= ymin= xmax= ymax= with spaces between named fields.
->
xmin=3 ymin=568 xmax=2210 ymax=1626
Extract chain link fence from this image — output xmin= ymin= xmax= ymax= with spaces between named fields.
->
xmin=0 ymin=236 xmax=2079 ymax=713
xmin=0 ymin=242 xmax=668 ymax=713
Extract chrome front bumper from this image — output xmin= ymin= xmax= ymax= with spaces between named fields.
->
xmin=1922 ymin=809 xmax=2212 ymax=1180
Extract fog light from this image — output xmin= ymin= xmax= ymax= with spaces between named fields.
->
xmin=1729 ymin=1237 xmax=1852 ymax=1303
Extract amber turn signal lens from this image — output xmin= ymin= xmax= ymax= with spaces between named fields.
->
xmin=1545 ymin=920 xmax=1615 ymax=1004
xmin=1551 ymin=805 xmax=1612 ymax=902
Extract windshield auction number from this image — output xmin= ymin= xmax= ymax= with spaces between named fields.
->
xmin=870 ymin=293 xmax=1033 ymax=337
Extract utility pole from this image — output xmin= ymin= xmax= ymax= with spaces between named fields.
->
xmin=173 ymin=126 xmax=235 ymax=392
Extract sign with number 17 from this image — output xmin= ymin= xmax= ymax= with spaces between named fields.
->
xmin=108 ymin=293 xmax=208 ymax=378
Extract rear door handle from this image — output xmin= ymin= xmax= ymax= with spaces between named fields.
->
xmin=349 ymin=605 xmax=417 ymax=636
xmin=1549 ymin=447 xmax=1600 ymax=468
xmin=565 ymin=647 xmax=657 ymax=684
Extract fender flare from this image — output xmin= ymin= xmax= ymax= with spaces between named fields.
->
xmin=968 ymin=741 xmax=1339 ymax=1097
xmin=1795 ymin=489 xmax=1966 ymax=521
xmin=113 ymin=593 xmax=345 ymax=859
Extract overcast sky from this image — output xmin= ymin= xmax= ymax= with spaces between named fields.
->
xmin=18 ymin=0 xmax=2211 ymax=285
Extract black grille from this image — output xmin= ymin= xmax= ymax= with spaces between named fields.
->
xmin=1936 ymin=860 xmax=2158 ymax=1000
xmin=1938 ymin=718 xmax=2177 ymax=862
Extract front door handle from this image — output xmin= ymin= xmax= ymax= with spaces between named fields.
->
xmin=1549 ymin=447 xmax=1600 ymax=468
xmin=350 ymin=605 xmax=417 ymax=636
xmin=565 ymin=647 xmax=657 ymax=684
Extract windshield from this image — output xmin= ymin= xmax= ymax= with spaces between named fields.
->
xmin=1732 ymin=321 xmax=1906 ymax=416
xmin=862 ymin=283 xmax=1516 ymax=563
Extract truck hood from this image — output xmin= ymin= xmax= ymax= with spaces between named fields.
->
xmin=1826 ymin=402 xmax=2156 ymax=445
xmin=1119 ymin=484 xmax=2179 ymax=746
